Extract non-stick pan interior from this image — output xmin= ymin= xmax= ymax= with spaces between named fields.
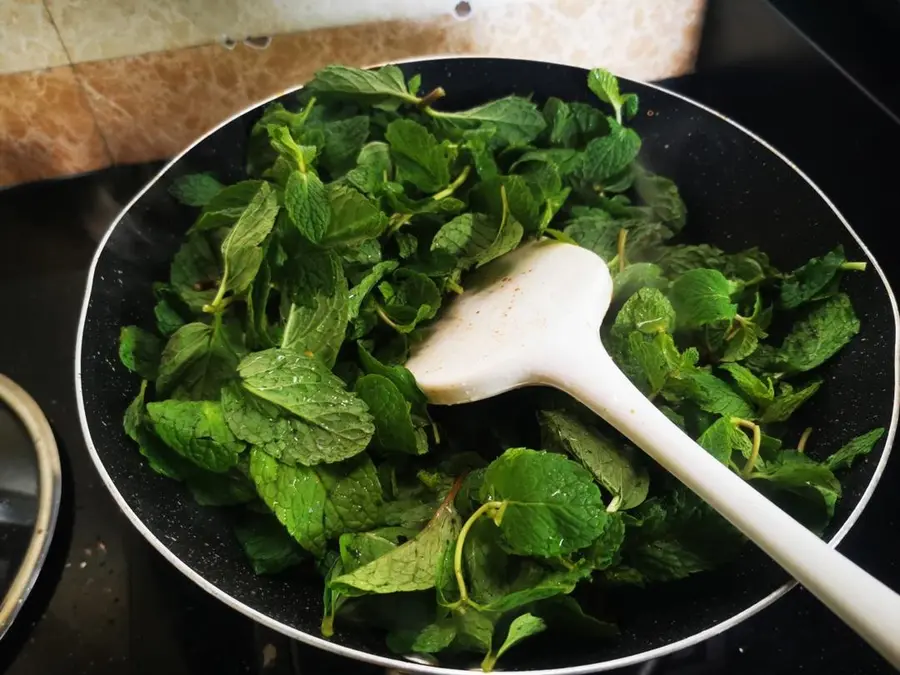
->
xmin=77 ymin=58 xmax=897 ymax=672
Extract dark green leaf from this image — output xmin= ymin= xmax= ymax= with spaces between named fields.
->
xmin=612 ymin=263 xmax=666 ymax=301
xmin=760 ymin=379 xmax=822 ymax=424
xmin=719 ymin=362 xmax=774 ymax=406
xmin=479 ymin=448 xmax=608 ymax=557
xmin=780 ymin=246 xmax=864 ymax=309
xmin=749 ymin=451 xmax=840 ymax=523
xmin=284 ymin=170 xmax=330 ymax=243
xmin=430 ymin=96 xmax=546 ymax=146
xmin=482 ymin=614 xmax=546 ymax=672
xmin=775 ymin=294 xmax=860 ymax=373
xmin=119 ymin=326 xmax=162 ymax=380
xmin=665 ymin=369 xmax=755 ymax=419
xmin=611 ymin=288 xmax=676 ymax=338
xmin=169 ymin=173 xmax=224 ymax=206
xmin=155 ymin=319 xmax=245 ymax=400
xmin=669 ymin=269 xmax=737 ymax=329
xmin=217 ymin=181 xmax=280 ymax=298
xmin=387 ymin=620 xmax=457 ymax=655
xmin=146 ymin=400 xmax=245 ymax=472
xmin=170 ymin=233 xmax=221 ymax=312
xmin=234 ymin=511 xmax=307 ymax=574
xmin=187 ymin=469 xmax=256 ymax=506
xmin=356 ymin=374 xmax=428 ymax=455
xmin=697 ymin=416 xmax=753 ymax=464
xmin=321 ymin=184 xmax=388 ymax=247
xmin=305 ymin=64 xmax=419 ymax=109
xmin=539 ymin=409 xmax=649 ymax=510
xmin=825 ymin=428 xmax=885 ymax=472
xmin=576 ymin=123 xmax=641 ymax=184
xmin=385 ymin=119 xmax=452 ymax=193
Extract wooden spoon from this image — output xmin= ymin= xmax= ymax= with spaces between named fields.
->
xmin=405 ymin=240 xmax=900 ymax=668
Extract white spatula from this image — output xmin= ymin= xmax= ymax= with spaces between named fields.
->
xmin=405 ymin=240 xmax=900 ymax=668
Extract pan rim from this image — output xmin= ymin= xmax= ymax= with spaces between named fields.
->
xmin=74 ymin=55 xmax=900 ymax=675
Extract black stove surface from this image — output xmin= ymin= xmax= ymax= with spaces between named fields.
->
xmin=2 ymin=1 xmax=899 ymax=673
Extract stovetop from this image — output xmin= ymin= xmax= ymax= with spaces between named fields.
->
xmin=2 ymin=1 xmax=899 ymax=673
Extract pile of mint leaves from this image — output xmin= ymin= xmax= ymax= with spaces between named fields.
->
xmin=117 ymin=64 xmax=885 ymax=671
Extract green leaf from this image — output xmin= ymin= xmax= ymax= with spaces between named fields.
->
xmin=124 ymin=381 xmax=194 ymax=480
xmin=634 ymin=172 xmax=686 ymax=231
xmin=279 ymin=249 xmax=349 ymax=367
xmin=346 ymin=141 xmax=392 ymax=195
xmin=825 ymin=428 xmax=885 ymax=472
xmin=348 ymin=261 xmax=398 ymax=319
xmin=155 ymin=319 xmax=245 ymax=400
xmin=321 ymin=184 xmax=388 ymax=247
xmin=152 ymin=284 xmax=190 ymax=336
xmin=613 ymin=263 xmax=666 ymax=302
xmin=721 ymin=318 xmax=766 ymax=363
xmin=187 ymin=469 xmax=256 ymax=506
xmin=482 ymin=614 xmax=547 ymax=672
xmin=760 ymin=380 xmax=822 ymax=423
xmin=576 ymin=123 xmax=641 ymax=184
xmin=146 ymin=400 xmax=245 ymax=472
xmin=583 ymin=513 xmax=626 ymax=570
xmin=665 ymin=369 xmax=755 ymax=419
xmin=719 ymin=362 xmax=774 ymax=406
xmin=749 ymin=451 xmax=841 ymax=522
xmin=234 ymin=511 xmax=307 ymax=575
xmin=237 ymin=348 xmax=374 ymax=461
xmin=669 ymin=269 xmax=737 ymax=329
xmin=357 ymin=343 xmax=428 ymax=417
xmin=611 ymin=288 xmax=676 ymax=339
xmin=380 ymin=271 xmax=442 ymax=333
xmin=355 ymin=374 xmax=427 ymax=455
xmin=780 ymin=246 xmax=863 ymax=309
xmin=169 ymin=173 xmax=224 ymax=206
xmin=512 ymin=148 xmax=583 ymax=177
xmin=320 ymin=115 xmax=370 ymax=176
xmin=217 ymin=181 xmax=280 ymax=299
xmin=587 ymin=68 xmax=638 ymax=123
xmin=775 ymin=294 xmax=860 ymax=373
xmin=305 ymin=64 xmax=419 ymax=109
xmin=119 ymin=326 xmax=162 ymax=380
xmin=330 ymin=496 xmax=460 ymax=593
xmin=387 ymin=620 xmax=457 ymax=655
xmin=539 ymin=409 xmax=649 ymax=511
xmin=479 ymin=448 xmax=608 ymax=557
xmin=430 ymin=96 xmax=546 ymax=146
xmin=623 ymin=331 xmax=696 ymax=397
xmin=191 ymin=180 xmax=267 ymax=232
xmin=249 ymin=449 xmax=383 ymax=556
xmin=697 ymin=417 xmax=752 ymax=464
xmin=284 ymin=169 xmax=330 ymax=243
xmin=170 ymin=233 xmax=221 ymax=312
xmin=385 ymin=119 xmax=452 ymax=193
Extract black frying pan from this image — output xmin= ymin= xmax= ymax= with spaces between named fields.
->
xmin=75 ymin=58 xmax=899 ymax=674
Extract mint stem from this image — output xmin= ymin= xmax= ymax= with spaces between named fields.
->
xmin=374 ymin=302 xmax=402 ymax=332
xmin=797 ymin=427 xmax=813 ymax=453
xmin=418 ymin=86 xmax=446 ymax=108
xmin=454 ymin=501 xmax=502 ymax=608
xmin=432 ymin=165 xmax=471 ymax=201
xmin=841 ymin=261 xmax=867 ymax=272
xmin=544 ymin=228 xmax=578 ymax=246
xmin=733 ymin=418 xmax=761 ymax=476
xmin=616 ymin=228 xmax=627 ymax=273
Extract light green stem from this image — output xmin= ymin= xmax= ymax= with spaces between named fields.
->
xmin=841 ymin=261 xmax=867 ymax=272
xmin=432 ymin=165 xmax=471 ymax=201
xmin=454 ymin=501 xmax=503 ymax=607
xmin=733 ymin=417 xmax=761 ymax=476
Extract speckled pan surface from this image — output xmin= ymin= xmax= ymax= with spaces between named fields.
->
xmin=76 ymin=58 xmax=898 ymax=674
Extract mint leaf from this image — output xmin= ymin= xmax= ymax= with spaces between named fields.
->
xmin=234 ymin=511 xmax=307 ymax=575
xmin=577 ymin=123 xmax=641 ymax=184
xmin=634 ymin=172 xmax=686 ymax=232
xmin=156 ymin=319 xmax=245 ymax=400
xmin=355 ymin=374 xmax=427 ymax=455
xmin=187 ymin=469 xmax=256 ymax=506
xmin=479 ymin=448 xmax=608 ymax=557
xmin=380 ymin=271 xmax=442 ymax=333
xmin=305 ymin=64 xmax=419 ymax=109
xmin=387 ymin=620 xmax=457 ymax=655
xmin=284 ymin=169 xmax=330 ymax=243
xmin=330 ymin=496 xmax=460 ymax=593
xmin=539 ymin=409 xmax=649 ymax=511
xmin=749 ymin=451 xmax=840 ymax=526
xmin=760 ymin=380 xmax=822 ymax=424
xmin=170 ymin=233 xmax=221 ymax=312
xmin=719 ymin=362 xmax=774 ymax=406
xmin=249 ymin=449 xmax=382 ymax=556
xmin=624 ymin=331 xmax=696 ymax=397
xmin=357 ymin=343 xmax=427 ymax=417
xmin=321 ymin=184 xmax=388 ymax=247
xmin=482 ymin=614 xmax=547 ymax=672
xmin=238 ymin=348 xmax=374 ymax=460
xmin=775 ymin=294 xmax=860 ymax=373
xmin=124 ymin=381 xmax=194 ymax=480
xmin=587 ymin=68 xmax=638 ymax=124
xmin=169 ymin=173 xmax=224 ymax=206
xmin=348 ymin=261 xmax=398 ymax=319
xmin=611 ymin=288 xmax=676 ymax=339
xmin=669 ymin=269 xmax=737 ymax=329
xmin=191 ymin=180 xmax=267 ymax=232
xmin=385 ymin=119 xmax=452 ymax=193
xmin=613 ymin=263 xmax=666 ymax=302
xmin=429 ymin=96 xmax=546 ymax=146
xmin=319 ymin=115 xmax=370 ymax=175
xmin=119 ymin=326 xmax=162 ymax=380
xmin=279 ymin=249 xmax=348 ymax=367
xmin=146 ymin=400 xmax=245 ymax=472
xmin=666 ymin=369 xmax=755 ymax=419
xmin=697 ymin=417 xmax=752 ymax=464
xmin=825 ymin=428 xmax=885 ymax=472
xmin=583 ymin=513 xmax=626 ymax=570
xmin=346 ymin=141 xmax=392 ymax=195
xmin=721 ymin=318 xmax=766 ymax=363
xmin=780 ymin=246 xmax=864 ymax=309
xmin=215 ymin=181 xmax=280 ymax=301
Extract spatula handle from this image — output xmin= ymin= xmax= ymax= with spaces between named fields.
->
xmin=542 ymin=338 xmax=900 ymax=668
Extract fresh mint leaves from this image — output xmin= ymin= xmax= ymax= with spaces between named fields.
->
xmin=117 ymin=63 xmax=880 ymax=672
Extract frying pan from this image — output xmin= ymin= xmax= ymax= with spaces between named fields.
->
xmin=75 ymin=58 xmax=899 ymax=673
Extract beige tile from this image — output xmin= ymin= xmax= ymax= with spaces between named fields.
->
xmin=0 ymin=0 xmax=70 ymax=75
xmin=44 ymin=0 xmax=506 ymax=64
xmin=75 ymin=20 xmax=471 ymax=165
xmin=0 ymin=66 xmax=110 ymax=186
